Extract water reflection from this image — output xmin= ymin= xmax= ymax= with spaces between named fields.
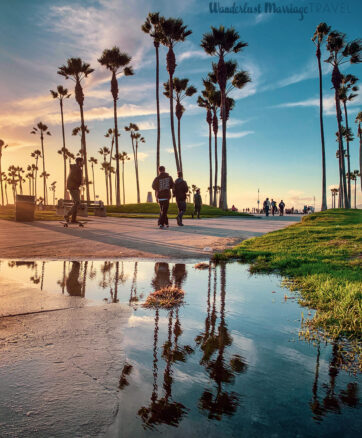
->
xmin=1 ymin=259 xmax=360 ymax=435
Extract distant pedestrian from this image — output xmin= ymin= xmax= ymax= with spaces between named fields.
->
xmin=263 ymin=197 xmax=270 ymax=216
xmin=64 ymin=157 xmax=83 ymax=223
xmin=271 ymin=199 xmax=277 ymax=216
xmin=173 ymin=171 xmax=188 ymax=226
xmin=279 ymin=200 xmax=285 ymax=216
xmin=193 ymin=189 xmax=202 ymax=219
xmin=152 ymin=165 xmax=174 ymax=229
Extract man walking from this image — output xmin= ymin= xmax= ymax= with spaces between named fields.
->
xmin=279 ymin=200 xmax=285 ymax=216
xmin=173 ymin=171 xmax=188 ymax=226
xmin=263 ymin=197 xmax=270 ymax=217
xmin=152 ymin=165 xmax=174 ymax=229
xmin=271 ymin=199 xmax=277 ymax=216
xmin=193 ymin=188 xmax=202 ymax=219
xmin=64 ymin=157 xmax=83 ymax=223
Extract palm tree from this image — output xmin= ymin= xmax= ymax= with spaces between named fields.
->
xmin=15 ymin=166 xmax=25 ymax=195
xmin=325 ymin=32 xmax=361 ymax=208
xmin=7 ymin=166 xmax=19 ymax=203
xmin=159 ymin=17 xmax=192 ymax=172
xmin=30 ymin=150 xmax=41 ymax=200
xmin=355 ymin=111 xmax=362 ymax=190
xmin=116 ymin=152 xmax=130 ymax=205
xmin=201 ymin=26 xmax=249 ymax=210
xmin=104 ymin=128 xmax=119 ymax=205
xmin=25 ymin=169 xmax=34 ymax=195
xmin=312 ymin=23 xmax=331 ymax=211
xmin=99 ymin=147 xmax=110 ymax=205
xmin=0 ymin=139 xmax=8 ymax=205
xmin=142 ymin=12 xmax=164 ymax=173
xmin=50 ymin=85 xmax=71 ymax=199
xmin=339 ymin=74 xmax=359 ymax=202
xmin=125 ymin=123 xmax=144 ymax=203
xmin=98 ymin=47 xmax=134 ymax=206
xmin=89 ymin=157 xmax=98 ymax=201
xmin=330 ymin=187 xmax=338 ymax=208
xmin=49 ymin=181 xmax=57 ymax=205
xmin=31 ymin=122 xmax=51 ymax=204
xmin=348 ymin=170 xmax=360 ymax=208
xmin=58 ymin=58 xmax=94 ymax=201
xmin=40 ymin=171 xmax=50 ymax=204
xmin=163 ymin=78 xmax=196 ymax=173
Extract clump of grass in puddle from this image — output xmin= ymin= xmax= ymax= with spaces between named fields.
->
xmin=194 ymin=262 xmax=210 ymax=270
xmin=143 ymin=286 xmax=185 ymax=309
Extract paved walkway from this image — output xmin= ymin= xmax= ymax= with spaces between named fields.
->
xmin=0 ymin=216 xmax=300 ymax=259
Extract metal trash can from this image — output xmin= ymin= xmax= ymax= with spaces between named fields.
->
xmin=15 ymin=195 xmax=36 ymax=221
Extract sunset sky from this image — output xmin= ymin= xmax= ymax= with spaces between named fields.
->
xmin=0 ymin=0 xmax=361 ymax=209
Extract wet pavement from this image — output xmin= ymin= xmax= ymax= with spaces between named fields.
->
xmin=0 ymin=260 xmax=360 ymax=437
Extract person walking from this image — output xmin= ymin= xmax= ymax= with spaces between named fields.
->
xmin=152 ymin=165 xmax=174 ymax=229
xmin=271 ymin=199 xmax=277 ymax=216
xmin=64 ymin=157 xmax=83 ymax=223
xmin=279 ymin=200 xmax=285 ymax=216
xmin=263 ymin=197 xmax=270 ymax=217
xmin=173 ymin=171 xmax=188 ymax=226
xmin=193 ymin=188 xmax=202 ymax=219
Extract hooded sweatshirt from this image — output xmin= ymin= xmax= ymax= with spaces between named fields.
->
xmin=173 ymin=177 xmax=188 ymax=201
xmin=152 ymin=172 xmax=174 ymax=200
xmin=67 ymin=164 xmax=83 ymax=190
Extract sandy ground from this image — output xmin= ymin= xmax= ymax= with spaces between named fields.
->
xmin=0 ymin=215 xmax=300 ymax=259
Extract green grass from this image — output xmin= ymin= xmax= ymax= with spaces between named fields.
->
xmin=0 ymin=206 xmax=62 ymax=221
xmin=214 ymin=209 xmax=362 ymax=346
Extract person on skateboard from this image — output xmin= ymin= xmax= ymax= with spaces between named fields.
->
xmin=64 ymin=157 xmax=83 ymax=223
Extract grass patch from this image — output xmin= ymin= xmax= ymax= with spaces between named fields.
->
xmin=214 ymin=209 xmax=362 ymax=353
xmin=143 ymin=286 xmax=185 ymax=309
xmin=0 ymin=206 xmax=62 ymax=221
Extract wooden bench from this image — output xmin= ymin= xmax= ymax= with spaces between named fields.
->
xmin=56 ymin=199 xmax=107 ymax=217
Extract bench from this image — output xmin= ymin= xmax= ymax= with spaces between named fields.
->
xmin=56 ymin=199 xmax=107 ymax=217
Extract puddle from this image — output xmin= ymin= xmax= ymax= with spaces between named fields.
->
xmin=0 ymin=260 xmax=360 ymax=437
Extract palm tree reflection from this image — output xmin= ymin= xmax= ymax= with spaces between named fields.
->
xmin=196 ymin=263 xmax=247 ymax=421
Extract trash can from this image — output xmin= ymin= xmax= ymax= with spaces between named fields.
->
xmin=15 ymin=195 xmax=36 ymax=221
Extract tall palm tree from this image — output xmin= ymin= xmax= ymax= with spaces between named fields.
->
xmin=339 ymin=74 xmax=359 ymax=202
xmin=325 ymin=32 xmax=361 ymax=208
xmin=31 ymin=123 xmax=51 ymax=204
xmin=201 ymin=26 xmax=249 ymax=210
xmin=354 ymin=111 xmax=362 ymax=190
xmin=125 ymin=123 xmax=144 ymax=203
xmin=312 ymin=23 xmax=331 ymax=211
xmin=40 ymin=171 xmax=50 ymax=204
xmin=163 ymin=77 xmax=196 ymax=173
xmin=0 ymin=140 xmax=8 ymax=205
xmin=159 ymin=17 xmax=192 ymax=172
xmin=58 ymin=58 xmax=94 ymax=201
xmin=30 ymin=150 xmax=41 ymax=200
xmin=352 ymin=170 xmax=360 ymax=207
xmin=116 ymin=151 xmax=130 ymax=205
xmin=104 ymin=128 xmax=119 ymax=205
xmin=98 ymin=47 xmax=134 ymax=206
xmin=197 ymin=94 xmax=213 ymax=205
xmin=50 ymin=85 xmax=71 ymax=199
xmin=99 ymin=147 xmax=111 ymax=205
xmin=89 ymin=157 xmax=98 ymax=201
xmin=142 ymin=12 xmax=164 ymax=174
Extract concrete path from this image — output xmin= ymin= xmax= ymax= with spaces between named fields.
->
xmin=0 ymin=215 xmax=300 ymax=259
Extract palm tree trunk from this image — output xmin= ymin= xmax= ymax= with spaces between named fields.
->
xmin=18 ymin=172 xmax=23 ymax=194
xmin=40 ymin=134 xmax=46 ymax=204
xmin=155 ymin=43 xmax=161 ymax=174
xmin=208 ymin=122 xmax=212 ymax=206
xmin=35 ymin=159 xmax=38 ymax=201
xmin=79 ymin=102 xmax=90 ymax=202
xmin=5 ymin=183 xmax=8 ymax=205
xmin=316 ymin=45 xmax=327 ymax=211
xmin=92 ymin=164 xmax=96 ymax=201
xmin=0 ymin=154 xmax=4 ymax=206
xmin=359 ymin=123 xmax=361 ymax=191
xmin=113 ymin=97 xmax=121 ymax=206
xmin=219 ymin=89 xmax=227 ymax=210
xmin=213 ymin=130 xmax=218 ymax=207
xmin=109 ymin=173 xmax=113 ymax=205
xmin=354 ymin=178 xmax=357 ymax=208
xmin=335 ymin=91 xmax=349 ymax=208
xmin=60 ymin=99 xmax=67 ymax=199
xmin=135 ymin=146 xmax=140 ymax=204
xmin=343 ymin=101 xmax=351 ymax=203
xmin=169 ymin=74 xmax=180 ymax=172
xmin=105 ymin=170 xmax=109 ymax=205
xmin=177 ymin=116 xmax=183 ymax=174
xmin=122 ymin=161 xmax=125 ymax=205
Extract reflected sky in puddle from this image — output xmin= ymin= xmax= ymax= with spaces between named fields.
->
xmin=0 ymin=260 xmax=360 ymax=437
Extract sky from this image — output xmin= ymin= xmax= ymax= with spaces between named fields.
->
xmin=0 ymin=0 xmax=361 ymax=210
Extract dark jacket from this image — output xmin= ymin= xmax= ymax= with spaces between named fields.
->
xmin=67 ymin=164 xmax=82 ymax=190
xmin=152 ymin=172 xmax=174 ymax=200
xmin=194 ymin=193 xmax=202 ymax=207
xmin=173 ymin=178 xmax=188 ymax=201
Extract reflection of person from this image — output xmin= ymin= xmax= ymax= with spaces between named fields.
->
xmin=64 ymin=157 xmax=83 ymax=223
xmin=66 ymin=261 xmax=82 ymax=296
xmin=152 ymin=262 xmax=171 ymax=290
xmin=172 ymin=264 xmax=187 ymax=288
xmin=152 ymin=165 xmax=174 ymax=229
xmin=173 ymin=171 xmax=188 ymax=226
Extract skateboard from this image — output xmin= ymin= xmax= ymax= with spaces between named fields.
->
xmin=59 ymin=220 xmax=88 ymax=228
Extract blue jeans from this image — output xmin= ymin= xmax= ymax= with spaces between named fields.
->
xmin=67 ymin=189 xmax=80 ymax=222
xmin=158 ymin=200 xmax=169 ymax=226
xmin=176 ymin=200 xmax=186 ymax=224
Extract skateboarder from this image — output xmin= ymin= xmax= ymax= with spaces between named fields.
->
xmin=173 ymin=171 xmax=188 ymax=226
xmin=64 ymin=157 xmax=83 ymax=223
xmin=152 ymin=165 xmax=174 ymax=229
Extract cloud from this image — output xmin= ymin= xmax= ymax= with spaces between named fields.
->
xmin=178 ymin=50 xmax=209 ymax=62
